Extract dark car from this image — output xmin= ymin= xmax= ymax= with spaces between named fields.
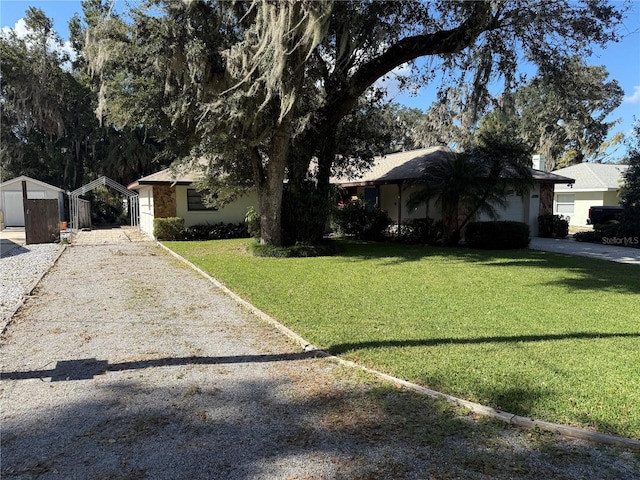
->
xmin=587 ymin=205 xmax=623 ymax=225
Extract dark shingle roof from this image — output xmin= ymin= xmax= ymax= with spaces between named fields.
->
xmin=334 ymin=147 xmax=575 ymax=186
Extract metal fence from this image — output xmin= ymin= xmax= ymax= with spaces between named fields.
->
xmin=69 ymin=176 xmax=139 ymax=231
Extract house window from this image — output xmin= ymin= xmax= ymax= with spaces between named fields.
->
xmin=187 ymin=189 xmax=218 ymax=211
xmin=556 ymin=193 xmax=575 ymax=215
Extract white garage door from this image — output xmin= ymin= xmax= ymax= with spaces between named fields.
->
xmin=497 ymin=194 xmax=526 ymax=222
xmin=477 ymin=194 xmax=525 ymax=223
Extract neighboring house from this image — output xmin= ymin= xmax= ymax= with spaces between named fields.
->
xmin=128 ymin=166 xmax=257 ymax=239
xmin=0 ymin=176 xmax=66 ymax=229
xmin=334 ymin=147 xmax=575 ymax=237
xmin=553 ymin=163 xmax=628 ymax=227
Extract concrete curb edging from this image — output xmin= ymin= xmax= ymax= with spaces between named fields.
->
xmin=1 ymin=244 xmax=67 ymax=335
xmin=158 ymin=241 xmax=640 ymax=451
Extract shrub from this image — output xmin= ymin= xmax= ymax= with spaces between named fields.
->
xmin=574 ymin=223 xmax=639 ymax=248
xmin=182 ymin=222 xmax=249 ymax=241
xmin=281 ymin=181 xmax=332 ymax=245
xmin=573 ymin=231 xmax=598 ymax=243
xmin=465 ymin=221 xmax=530 ymax=249
xmin=393 ymin=218 xmax=443 ymax=245
xmin=538 ymin=214 xmax=569 ymax=238
xmin=154 ymin=217 xmax=185 ymax=240
xmin=574 ymin=223 xmax=623 ymax=243
xmin=594 ymin=223 xmax=624 ymax=239
xmin=248 ymin=241 xmax=339 ymax=258
xmin=245 ymin=206 xmax=261 ymax=239
xmin=332 ymin=200 xmax=392 ymax=241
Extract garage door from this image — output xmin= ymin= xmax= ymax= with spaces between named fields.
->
xmin=497 ymin=194 xmax=526 ymax=222
xmin=477 ymin=194 xmax=525 ymax=223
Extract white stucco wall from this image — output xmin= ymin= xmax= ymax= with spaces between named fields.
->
xmin=136 ymin=185 xmax=258 ymax=238
xmin=175 ymin=186 xmax=257 ymax=228
xmin=554 ymin=191 xmax=607 ymax=227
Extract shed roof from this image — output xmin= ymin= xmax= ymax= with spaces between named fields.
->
xmin=0 ymin=175 xmax=65 ymax=192
xmin=333 ymin=147 xmax=575 ymax=187
xmin=553 ymin=163 xmax=628 ymax=192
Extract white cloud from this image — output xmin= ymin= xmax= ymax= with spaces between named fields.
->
xmin=624 ymin=85 xmax=640 ymax=104
xmin=1 ymin=18 xmax=30 ymax=39
xmin=1 ymin=18 xmax=75 ymax=67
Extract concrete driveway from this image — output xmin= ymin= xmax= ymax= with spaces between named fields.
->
xmin=0 ymin=228 xmax=26 ymax=257
xmin=529 ymin=236 xmax=640 ymax=265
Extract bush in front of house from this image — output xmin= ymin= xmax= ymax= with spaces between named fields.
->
xmin=248 ymin=241 xmax=339 ymax=258
xmin=465 ymin=221 xmax=530 ymax=249
xmin=393 ymin=218 xmax=443 ymax=245
xmin=573 ymin=230 xmax=598 ymax=243
xmin=182 ymin=222 xmax=249 ymax=240
xmin=574 ymin=223 xmax=640 ymax=248
xmin=538 ymin=214 xmax=569 ymax=238
xmin=332 ymin=200 xmax=392 ymax=241
xmin=154 ymin=217 xmax=185 ymax=240
xmin=245 ymin=206 xmax=261 ymax=239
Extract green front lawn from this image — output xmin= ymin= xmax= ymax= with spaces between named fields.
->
xmin=165 ymin=239 xmax=640 ymax=439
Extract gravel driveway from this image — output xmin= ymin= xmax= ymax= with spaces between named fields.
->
xmin=1 ymin=242 xmax=639 ymax=479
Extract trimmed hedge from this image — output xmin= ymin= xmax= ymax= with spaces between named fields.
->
xmin=182 ymin=222 xmax=249 ymax=240
xmin=538 ymin=214 xmax=569 ymax=239
xmin=154 ymin=218 xmax=250 ymax=241
xmin=465 ymin=221 xmax=530 ymax=249
xmin=154 ymin=217 xmax=185 ymax=241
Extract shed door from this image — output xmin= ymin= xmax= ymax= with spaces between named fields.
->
xmin=3 ymin=191 xmax=25 ymax=227
xmin=2 ymin=190 xmax=47 ymax=226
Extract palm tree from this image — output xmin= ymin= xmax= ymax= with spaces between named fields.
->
xmin=408 ymin=134 xmax=533 ymax=245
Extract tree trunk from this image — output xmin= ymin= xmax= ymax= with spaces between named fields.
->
xmin=256 ymin=107 xmax=296 ymax=247
xmin=257 ymin=172 xmax=285 ymax=246
xmin=261 ymin=2 xmax=496 ymax=246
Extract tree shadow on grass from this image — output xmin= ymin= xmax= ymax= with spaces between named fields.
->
xmin=333 ymin=241 xmax=640 ymax=294
xmin=327 ymin=332 xmax=640 ymax=356
xmin=2 ymin=373 xmax=639 ymax=479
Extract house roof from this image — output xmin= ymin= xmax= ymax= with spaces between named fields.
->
xmin=553 ymin=163 xmax=628 ymax=192
xmin=0 ymin=175 xmax=65 ymax=192
xmin=333 ymin=147 xmax=575 ymax=187
xmin=128 ymin=163 xmax=206 ymax=190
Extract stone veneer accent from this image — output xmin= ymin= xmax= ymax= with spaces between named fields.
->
xmin=153 ymin=185 xmax=177 ymax=218
xmin=539 ymin=183 xmax=554 ymax=216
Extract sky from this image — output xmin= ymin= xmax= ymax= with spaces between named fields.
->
xmin=2 ymin=0 xmax=640 ymax=160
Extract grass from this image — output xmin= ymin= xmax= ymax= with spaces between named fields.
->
xmin=164 ymin=238 xmax=640 ymax=439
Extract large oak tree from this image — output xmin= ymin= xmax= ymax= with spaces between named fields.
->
xmin=85 ymin=0 xmax=628 ymax=246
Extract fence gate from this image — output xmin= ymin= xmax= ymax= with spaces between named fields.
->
xmin=25 ymin=199 xmax=60 ymax=244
